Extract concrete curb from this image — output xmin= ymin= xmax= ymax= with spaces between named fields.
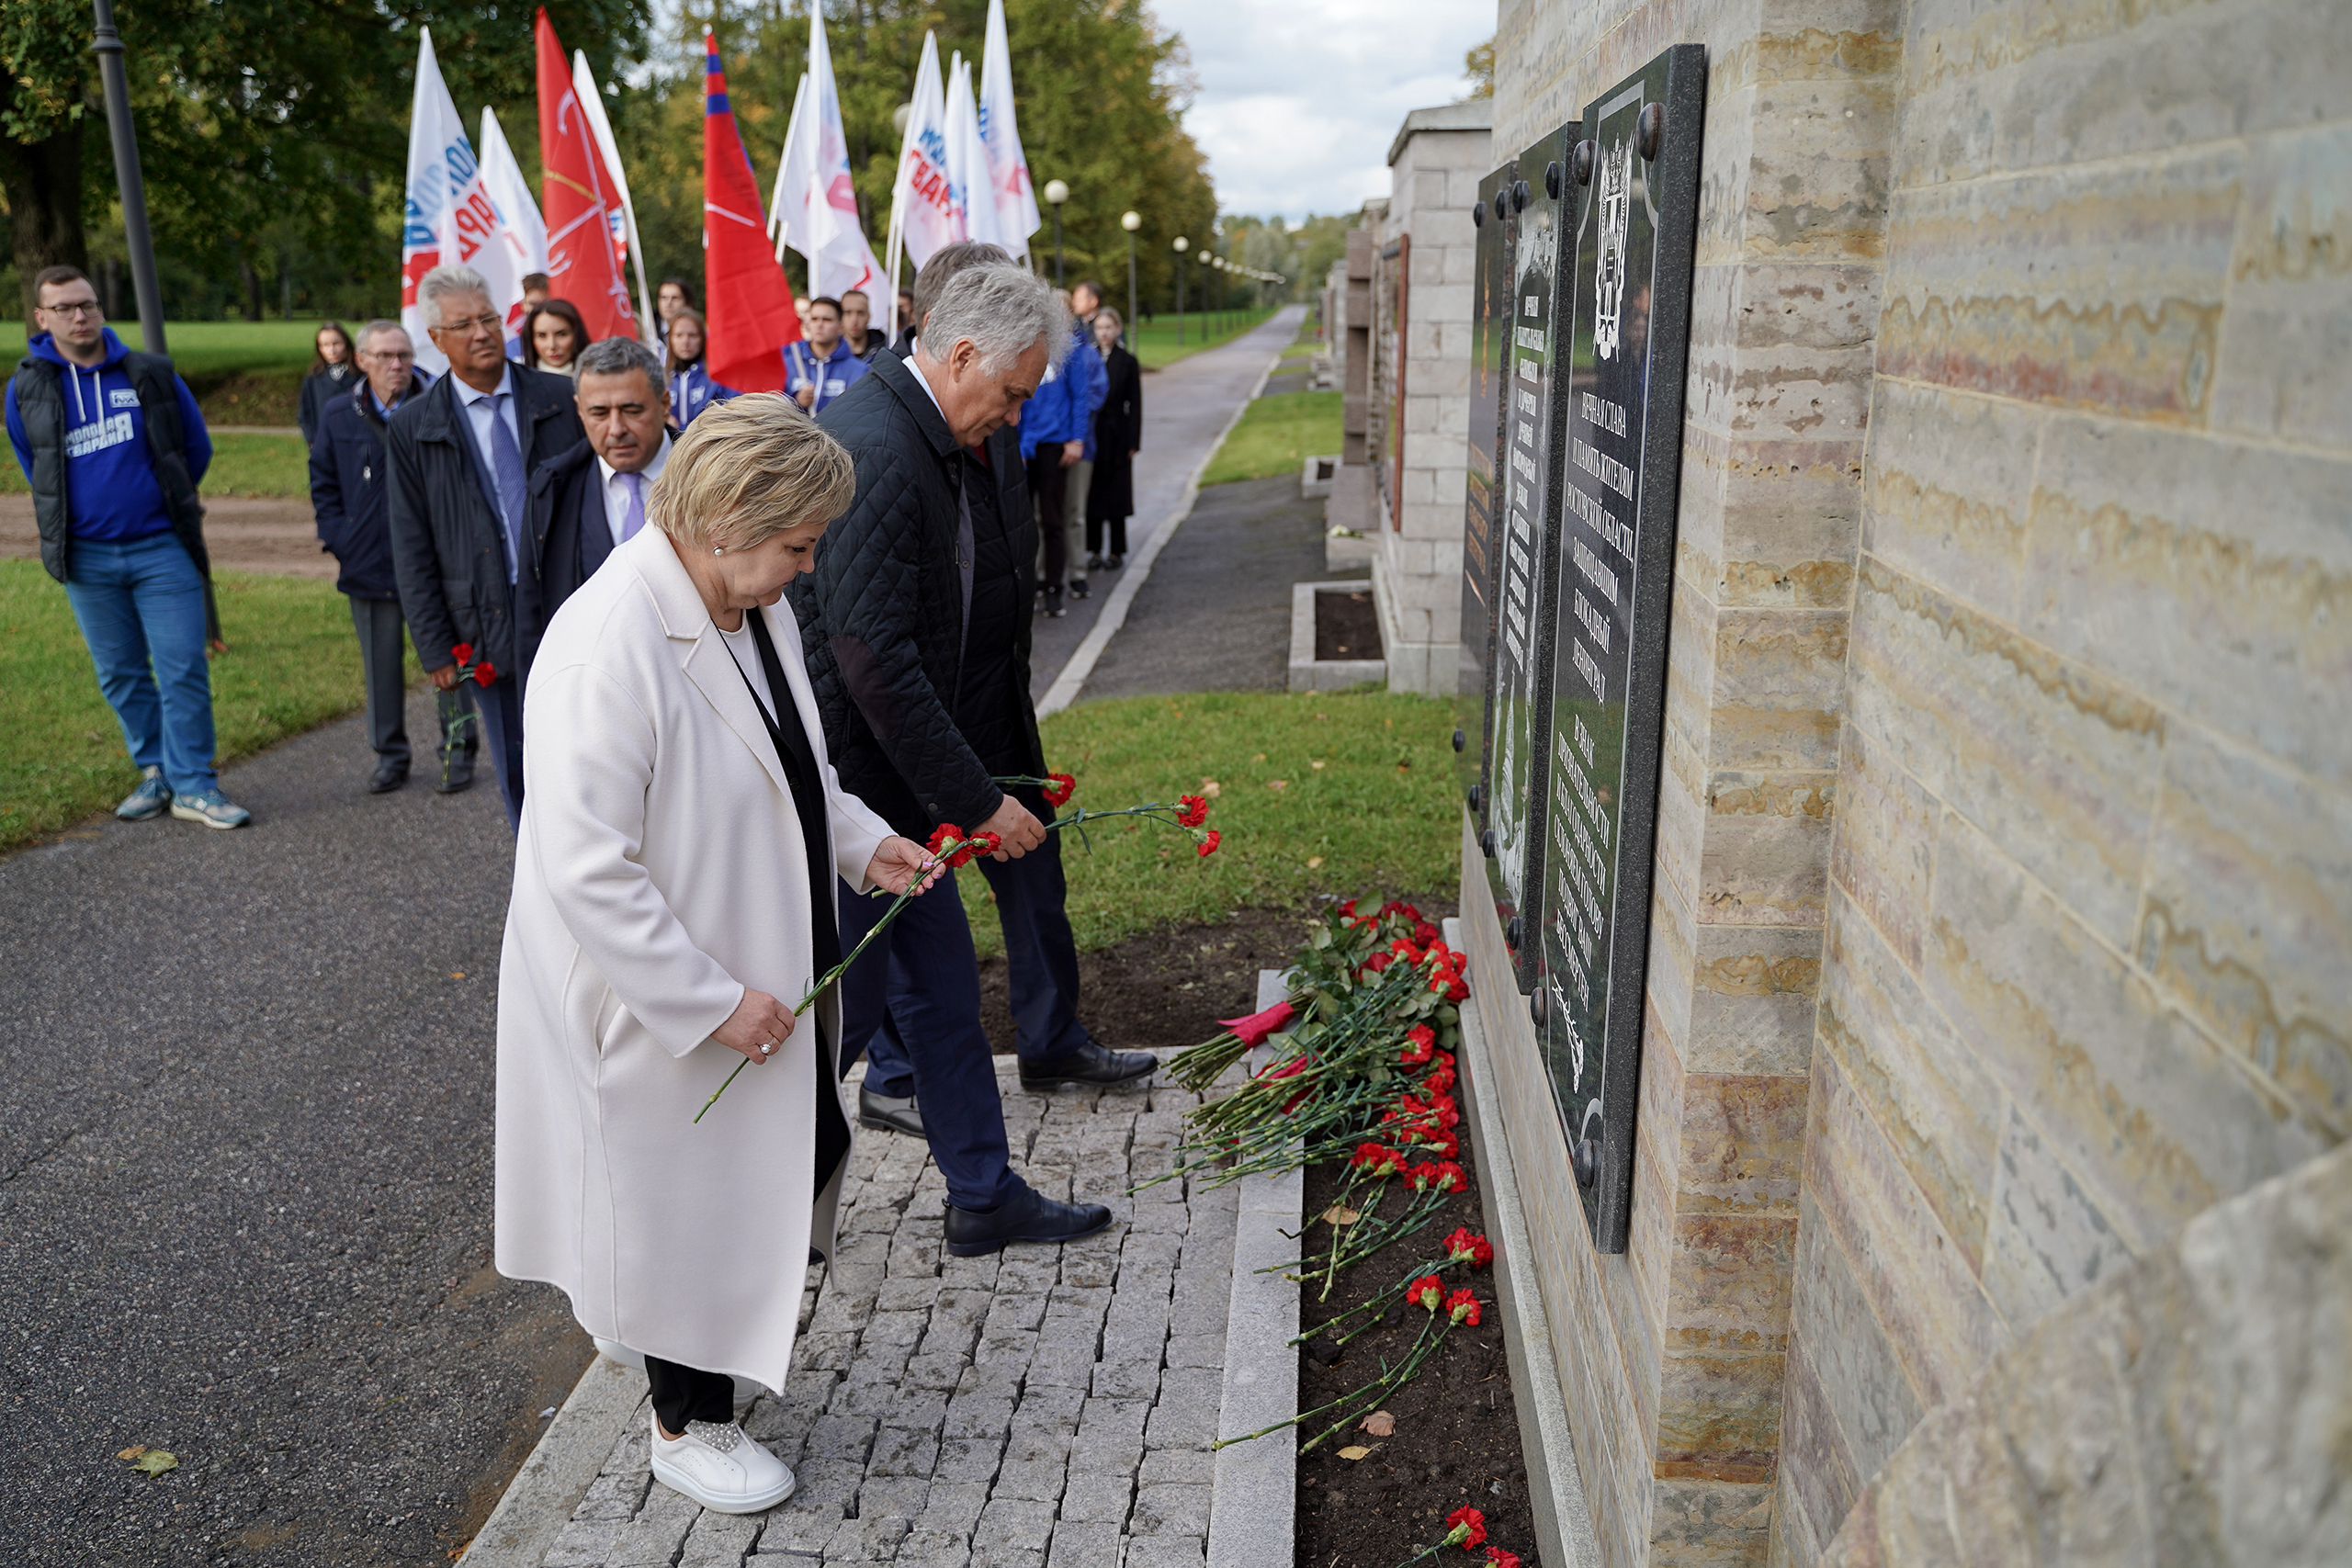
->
xmin=1445 ymin=917 xmax=1601 ymax=1568
xmin=1206 ymin=969 xmax=1304 ymax=1568
xmin=1036 ymin=339 xmax=1288 ymax=717
xmin=459 ymin=1353 xmax=647 ymax=1566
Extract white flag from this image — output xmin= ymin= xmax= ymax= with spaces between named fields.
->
xmin=401 ymin=28 xmax=523 ymax=376
xmin=571 ymin=50 xmax=659 ymax=344
xmin=978 ymin=0 xmax=1040 ymax=261
xmin=888 ymin=32 xmax=960 ymax=275
xmin=478 ymin=107 xmax=549 ymax=295
xmin=945 ymin=54 xmax=995 ymax=249
xmin=769 ymin=74 xmax=814 ymax=265
xmin=791 ymin=15 xmax=888 ymax=299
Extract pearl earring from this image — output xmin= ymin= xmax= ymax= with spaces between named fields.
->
xmin=712 ymin=547 xmax=724 ymax=555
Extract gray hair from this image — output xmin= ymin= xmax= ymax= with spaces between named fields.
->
xmin=574 ymin=334 xmax=665 ymax=397
xmin=356 ymin=318 xmax=408 ymax=352
xmin=916 ymin=264 xmax=1070 ymax=378
xmin=416 ymin=264 xmax=491 ymax=330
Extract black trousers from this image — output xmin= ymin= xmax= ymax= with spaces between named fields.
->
xmin=646 ymin=1021 xmax=849 ymax=1435
xmin=1026 ymin=449 xmax=1069 ymax=591
xmin=348 ymin=594 xmax=476 ymax=772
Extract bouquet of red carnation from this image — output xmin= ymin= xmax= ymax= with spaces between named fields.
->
xmin=438 ymin=643 xmax=498 ymax=788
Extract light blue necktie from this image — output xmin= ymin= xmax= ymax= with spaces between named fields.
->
xmin=487 ymin=391 xmax=528 ymax=583
xmin=621 ymin=469 xmax=647 ymax=542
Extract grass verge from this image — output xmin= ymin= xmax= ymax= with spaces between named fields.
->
xmin=0 ymin=431 xmax=311 ymax=499
xmin=961 ymin=689 xmax=1458 ymax=956
xmin=0 ymin=319 xmax=325 ymax=378
xmin=1198 ymin=388 xmax=1343 ymax=487
xmin=0 ymin=559 xmax=388 ymax=851
xmin=1131 ymin=308 xmax=1277 ymax=370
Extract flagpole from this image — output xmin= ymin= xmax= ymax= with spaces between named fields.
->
xmin=91 ymin=0 xmax=166 ymax=355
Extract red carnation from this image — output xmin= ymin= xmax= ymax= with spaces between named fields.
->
xmin=1433 ymin=1161 xmax=1467 ymax=1192
xmin=1174 ymin=793 xmax=1209 ymax=827
xmin=1487 ymin=1550 xmax=1521 ymax=1568
xmin=1218 ymin=999 xmax=1296 ymax=1048
xmin=1399 ymin=1024 xmax=1436 ymax=1066
xmin=1335 ymin=897 xmax=1358 ymax=919
xmin=474 ymin=660 xmax=497 ymax=686
xmin=1043 ymin=772 xmax=1077 ymax=807
xmin=926 ymin=823 xmax=964 ymax=857
xmin=1423 ymin=1063 xmax=1457 ymax=1095
xmin=1445 ymin=1228 xmax=1495 ymax=1268
xmin=449 ymin=642 xmax=474 ymax=666
xmin=1404 ymin=1161 xmax=1439 ymax=1190
xmin=1196 ymin=829 xmax=1221 ymax=858
xmin=1446 ymin=1287 xmax=1482 ymax=1326
xmin=959 ymin=831 xmax=1001 ymax=866
xmin=1445 ymin=1506 xmax=1487 ymax=1549
xmin=1351 ymin=1144 xmax=1406 ymax=1178
xmin=1427 ymin=1130 xmax=1460 ymax=1159
xmin=1410 ymin=1274 xmax=1444 ymax=1313
xmin=1412 ymin=920 xmax=1442 ymax=946
xmin=1361 ymin=953 xmax=1393 ymax=976
xmin=1446 ymin=976 xmax=1471 ymax=1001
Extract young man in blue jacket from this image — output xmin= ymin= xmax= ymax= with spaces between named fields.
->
xmin=6 ymin=265 xmax=249 ymax=829
xmin=1015 ymin=292 xmax=1105 ymax=617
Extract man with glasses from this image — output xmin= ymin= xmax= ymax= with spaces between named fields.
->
xmin=387 ymin=265 xmax=585 ymax=830
xmin=6 ymin=264 xmax=249 ymax=829
xmin=310 ymin=319 xmax=477 ymax=795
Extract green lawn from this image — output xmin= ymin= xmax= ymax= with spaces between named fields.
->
xmin=962 ymin=690 xmax=1457 ymax=956
xmin=0 ymin=559 xmax=386 ymax=850
xmin=1199 ymin=388 xmax=1343 ymax=487
xmin=0 ymin=318 xmax=324 ymax=378
xmin=1130 ymin=308 xmax=1277 ymax=370
xmin=0 ymin=430 xmax=310 ymax=498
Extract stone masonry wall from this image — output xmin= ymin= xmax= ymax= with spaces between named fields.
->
xmin=1369 ymin=105 xmax=1491 ymax=695
xmin=1481 ymin=3 xmax=2352 ymax=1567
xmin=1486 ymin=1 xmax=1900 ymax=1563
xmin=1774 ymin=3 xmax=2352 ymax=1562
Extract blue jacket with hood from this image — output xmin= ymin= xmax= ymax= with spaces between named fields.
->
xmin=1017 ymin=321 xmax=1106 ymax=459
xmin=6 ymin=326 xmax=211 ymax=545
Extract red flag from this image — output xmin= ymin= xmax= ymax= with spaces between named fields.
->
xmin=536 ymin=10 xmax=638 ymax=344
xmin=702 ymin=28 xmax=798 ymax=392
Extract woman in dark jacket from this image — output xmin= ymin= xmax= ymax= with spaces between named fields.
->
xmin=298 ymin=321 xmax=359 ymax=446
xmin=522 ymin=299 xmax=592 ymax=380
xmin=1084 ymin=309 xmax=1142 ymax=569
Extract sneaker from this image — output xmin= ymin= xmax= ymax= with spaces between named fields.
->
xmin=650 ymin=1414 xmax=797 ymax=1514
xmin=1105 ymin=553 xmax=1125 ymax=570
xmin=115 ymin=766 xmax=172 ymax=821
xmin=169 ymin=789 xmax=252 ymax=830
xmin=1085 ymin=552 xmax=1104 ymax=570
xmin=1068 ymin=577 xmax=1090 ymax=601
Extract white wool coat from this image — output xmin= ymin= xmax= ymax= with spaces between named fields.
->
xmin=494 ymin=526 xmax=893 ymax=1393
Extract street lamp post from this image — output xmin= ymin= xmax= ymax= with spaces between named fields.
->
xmin=91 ymin=0 xmax=167 ymax=354
xmin=1120 ymin=210 xmax=1141 ymax=351
xmin=1043 ymin=179 xmax=1069 ymax=288
xmin=1172 ymin=236 xmax=1188 ymax=345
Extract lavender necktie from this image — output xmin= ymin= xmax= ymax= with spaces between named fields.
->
xmin=621 ymin=469 xmax=647 ymax=542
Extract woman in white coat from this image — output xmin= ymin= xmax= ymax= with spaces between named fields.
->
xmin=496 ymin=395 xmax=941 ymax=1513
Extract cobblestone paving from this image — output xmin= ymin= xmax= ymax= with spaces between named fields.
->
xmin=536 ymin=1058 xmax=1235 ymax=1568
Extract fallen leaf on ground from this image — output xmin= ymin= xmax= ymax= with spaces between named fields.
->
xmin=116 ymin=1446 xmax=148 ymax=1461
xmin=1337 ymin=1444 xmax=1373 ymax=1461
xmin=129 ymin=1450 xmax=177 ymax=1477
xmin=449 ymin=971 xmax=466 ymax=979
xmin=1268 ymin=780 xmax=1289 ymax=791
xmin=1360 ymin=1410 xmax=1396 ymax=1437
xmin=1306 ymin=856 xmax=1324 ymax=869
xmin=1200 ymin=778 xmax=1222 ymax=797
xmin=1310 ymin=760 xmax=1326 ymax=771
xmin=1251 ymin=753 xmax=1267 ymax=762
xmin=1320 ymin=1204 xmax=1360 ymax=1226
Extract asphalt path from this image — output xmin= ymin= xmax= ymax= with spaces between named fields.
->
xmin=0 ymin=693 xmax=585 ymax=1567
xmin=1028 ymin=304 xmax=1306 ymax=701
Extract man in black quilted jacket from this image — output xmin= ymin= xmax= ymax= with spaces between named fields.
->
xmin=792 ymin=258 xmax=1152 ymax=1257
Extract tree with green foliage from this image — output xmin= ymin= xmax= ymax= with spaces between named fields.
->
xmin=0 ymin=2 xmax=648 ymax=327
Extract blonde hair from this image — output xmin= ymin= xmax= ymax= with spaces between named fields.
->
xmin=648 ymin=393 xmax=855 ymax=549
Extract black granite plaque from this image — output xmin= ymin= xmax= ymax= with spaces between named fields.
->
xmin=1531 ymin=46 xmax=1705 ymax=1252
xmin=1483 ymin=125 xmax=1574 ymax=992
xmin=1452 ymin=161 xmax=1516 ymax=818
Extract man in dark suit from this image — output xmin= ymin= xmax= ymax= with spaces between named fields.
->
xmin=309 ymin=318 xmax=475 ymax=795
xmin=388 ymin=265 xmax=586 ymax=831
xmin=792 ymin=261 xmax=1148 ymax=1258
xmin=527 ymin=336 xmax=672 ymax=626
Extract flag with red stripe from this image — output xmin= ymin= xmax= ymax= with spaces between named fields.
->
xmin=703 ymin=28 xmax=798 ymax=393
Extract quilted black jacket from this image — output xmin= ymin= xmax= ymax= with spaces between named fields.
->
xmin=792 ymin=348 xmax=1042 ymax=840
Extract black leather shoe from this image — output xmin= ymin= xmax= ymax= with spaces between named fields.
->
xmin=858 ymin=1083 xmax=925 ymax=1137
xmin=367 ymin=761 xmax=408 ymax=794
xmin=1019 ymin=1040 xmax=1156 ymax=1090
xmin=434 ymin=758 xmax=475 ymax=795
xmin=944 ymin=1185 xmax=1114 ymax=1257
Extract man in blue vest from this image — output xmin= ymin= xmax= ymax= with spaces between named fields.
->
xmin=786 ymin=296 xmax=869 ymax=415
xmin=6 ymin=264 xmax=249 ymax=829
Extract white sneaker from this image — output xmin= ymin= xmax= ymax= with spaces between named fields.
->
xmin=649 ymin=1414 xmax=796 ymax=1513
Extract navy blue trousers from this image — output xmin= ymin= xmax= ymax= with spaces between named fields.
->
xmin=836 ymin=867 xmax=1023 ymax=1211
xmin=472 ymin=673 xmax=525 ymax=833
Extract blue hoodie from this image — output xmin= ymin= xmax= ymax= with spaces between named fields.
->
xmin=1017 ymin=321 xmax=1107 ymax=460
xmin=6 ymin=327 xmax=212 ymax=542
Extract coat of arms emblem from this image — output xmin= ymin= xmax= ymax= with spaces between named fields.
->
xmin=1593 ymin=133 xmax=1634 ymax=361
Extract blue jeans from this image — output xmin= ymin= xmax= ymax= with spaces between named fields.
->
xmin=62 ymin=532 xmax=218 ymax=796
xmin=835 ymin=869 xmax=1023 ymax=1211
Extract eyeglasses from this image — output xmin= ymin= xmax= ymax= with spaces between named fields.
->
xmin=40 ymin=299 xmax=102 ymax=318
xmin=362 ymin=348 xmax=415 ymax=363
xmin=433 ymin=312 xmax=504 ymax=336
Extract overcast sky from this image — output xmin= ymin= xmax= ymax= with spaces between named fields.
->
xmin=1152 ymin=0 xmax=1494 ymax=223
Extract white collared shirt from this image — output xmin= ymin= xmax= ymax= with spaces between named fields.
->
xmin=597 ymin=432 xmax=671 ymax=549
xmin=907 ymin=351 xmax=952 ymax=428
